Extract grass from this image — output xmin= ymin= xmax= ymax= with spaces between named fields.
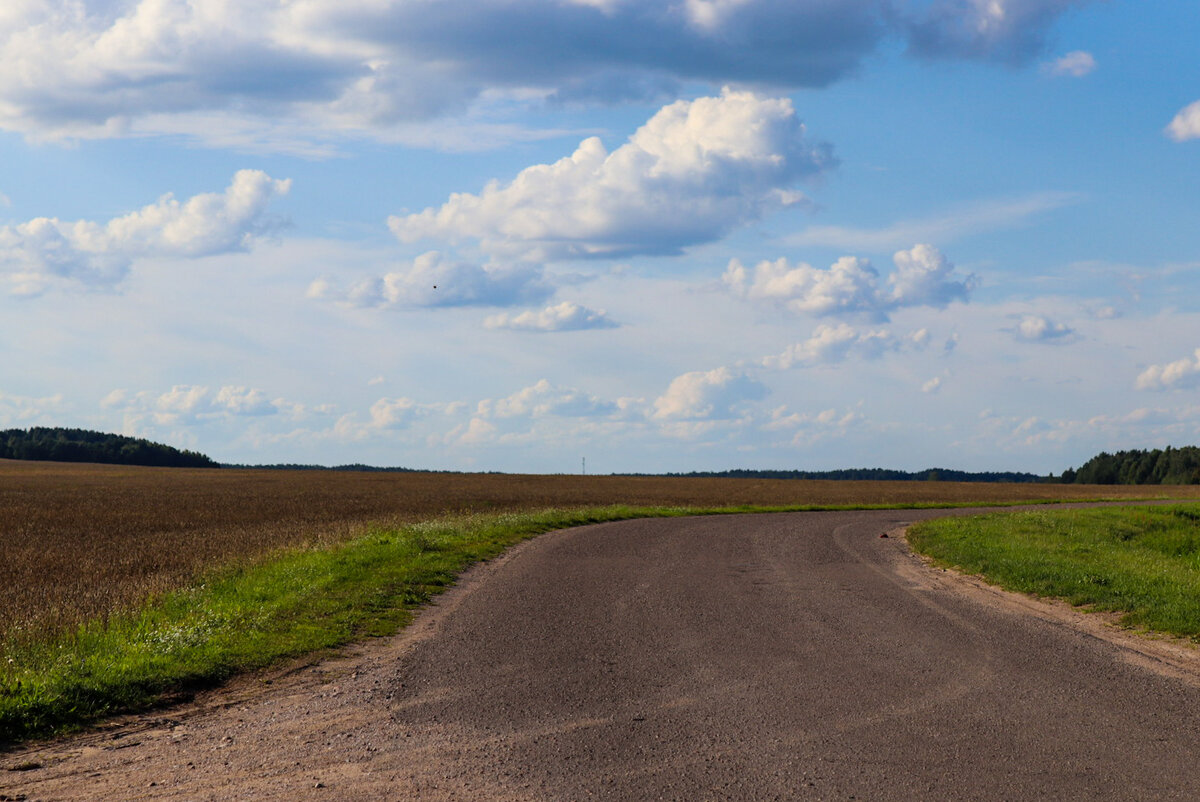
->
xmin=908 ymin=504 xmax=1200 ymax=639
xmin=0 ymin=506 xmax=606 ymax=745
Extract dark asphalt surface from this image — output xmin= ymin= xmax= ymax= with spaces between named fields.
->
xmin=8 ymin=508 xmax=1200 ymax=800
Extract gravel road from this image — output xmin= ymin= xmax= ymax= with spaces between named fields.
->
xmin=5 ymin=509 xmax=1200 ymax=800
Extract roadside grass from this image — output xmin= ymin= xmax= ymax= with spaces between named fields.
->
xmin=0 ymin=498 xmax=1181 ymax=747
xmin=908 ymin=504 xmax=1200 ymax=640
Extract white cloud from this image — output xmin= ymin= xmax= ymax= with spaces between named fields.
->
xmin=761 ymin=324 xmax=902 ymax=369
xmin=724 ymin=243 xmax=974 ymax=320
xmin=761 ymin=404 xmax=866 ymax=446
xmin=1166 ymin=101 xmax=1200 ymax=143
xmin=107 ymin=384 xmax=313 ymax=426
xmin=0 ymin=389 xmax=64 ymax=425
xmin=389 ymin=89 xmax=832 ymax=260
xmin=307 ymin=251 xmax=553 ymax=309
xmin=652 ymin=366 xmax=766 ymax=420
xmin=368 ymin=397 xmax=435 ymax=430
xmin=477 ymin=380 xmax=616 ymax=419
xmin=724 ymin=256 xmax=882 ymax=317
xmin=449 ymin=417 xmax=499 ymax=446
xmin=0 ymin=170 xmax=290 ymax=296
xmin=1135 ymin=349 xmax=1200 ymax=392
xmin=788 ymin=192 xmax=1080 ymax=251
xmin=212 ymin=386 xmax=279 ymax=417
xmin=922 ymin=376 xmax=944 ymax=393
xmin=1013 ymin=314 xmax=1074 ymax=343
xmin=484 ymin=302 xmax=618 ymax=332
xmin=327 ymin=396 xmax=450 ymax=441
xmin=1042 ymin=50 xmax=1096 ymax=77
xmin=890 ymin=244 xmax=976 ymax=308
xmin=906 ymin=0 xmax=1092 ymax=64
xmin=978 ymin=405 xmax=1200 ymax=452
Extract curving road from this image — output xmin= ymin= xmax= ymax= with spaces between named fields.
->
xmin=7 ymin=509 xmax=1200 ymax=800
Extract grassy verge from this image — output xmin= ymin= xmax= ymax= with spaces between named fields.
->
xmin=0 ymin=498 xmax=1179 ymax=746
xmin=908 ymin=504 xmax=1200 ymax=640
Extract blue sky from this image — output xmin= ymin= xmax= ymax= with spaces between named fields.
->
xmin=2 ymin=0 xmax=1198 ymax=474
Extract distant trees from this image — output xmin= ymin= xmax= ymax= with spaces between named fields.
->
xmin=0 ymin=427 xmax=216 ymax=468
xmin=647 ymin=468 xmax=1052 ymax=483
xmin=1063 ymin=446 xmax=1200 ymax=485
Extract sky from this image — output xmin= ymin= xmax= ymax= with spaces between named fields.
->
xmin=1 ymin=0 xmax=1198 ymax=475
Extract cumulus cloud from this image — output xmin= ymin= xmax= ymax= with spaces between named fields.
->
xmin=0 ymin=170 xmax=290 ymax=296
xmin=905 ymin=0 xmax=1092 ymax=64
xmin=1135 ymin=349 xmax=1200 ymax=392
xmin=0 ymin=389 xmax=64 ymax=425
xmin=477 ymin=380 xmax=617 ymax=419
xmin=979 ymin=406 xmax=1200 ymax=451
xmin=439 ymin=379 xmax=624 ymax=447
xmin=760 ymin=405 xmax=865 ymax=447
xmin=106 ymin=384 xmax=313 ymax=426
xmin=484 ymin=302 xmax=618 ymax=332
xmin=327 ymin=396 xmax=451 ymax=441
xmin=1042 ymin=50 xmax=1095 ymax=77
xmin=307 ymin=251 xmax=553 ymax=309
xmin=389 ymin=89 xmax=833 ymax=260
xmin=725 ymin=256 xmax=880 ymax=317
xmin=652 ymin=366 xmax=766 ymax=420
xmin=1012 ymin=314 xmax=1074 ymax=343
xmin=365 ymin=397 xmax=435 ymax=429
xmin=1166 ymin=101 xmax=1200 ymax=143
xmin=890 ymin=244 xmax=976 ymax=308
xmin=761 ymin=324 xmax=908 ymax=369
xmin=724 ymin=243 xmax=974 ymax=320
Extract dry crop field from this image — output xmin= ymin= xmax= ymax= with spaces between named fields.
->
xmin=3 ymin=458 xmax=1195 ymax=643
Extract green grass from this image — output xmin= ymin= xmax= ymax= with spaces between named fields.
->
xmin=0 ymin=498 xmax=1176 ymax=747
xmin=908 ymin=504 xmax=1200 ymax=639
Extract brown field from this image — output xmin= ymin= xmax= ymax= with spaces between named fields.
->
xmin=3 ymin=458 xmax=1197 ymax=643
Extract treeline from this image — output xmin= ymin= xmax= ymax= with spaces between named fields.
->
xmin=1063 ymin=447 xmax=1200 ymax=485
xmin=0 ymin=427 xmax=216 ymax=468
xmin=221 ymin=462 xmax=421 ymax=472
xmin=638 ymin=468 xmax=1052 ymax=483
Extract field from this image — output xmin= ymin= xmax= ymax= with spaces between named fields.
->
xmin=3 ymin=458 xmax=1193 ymax=644
xmin=3 ymin=458 xmax=1200 ymax=743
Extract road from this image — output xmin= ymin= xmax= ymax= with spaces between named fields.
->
xmin=5 ymin=509 xmax=1200 ymax=800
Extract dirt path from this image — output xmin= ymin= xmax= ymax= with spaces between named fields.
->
xmin=5 ymin=509 xmax=1200 ymax=800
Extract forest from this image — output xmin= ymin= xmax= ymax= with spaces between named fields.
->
xmin=0 ymin=427 xmax=216 ymax=468
xmin=1062 ymin=447 xmax=1200 ymax=485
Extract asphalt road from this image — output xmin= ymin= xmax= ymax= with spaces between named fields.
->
xmin=7 ymin=509 xmax=1200 ymax=800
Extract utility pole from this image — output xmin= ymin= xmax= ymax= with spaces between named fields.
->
xmin=582 ymin=457 xmax=586 ymax=475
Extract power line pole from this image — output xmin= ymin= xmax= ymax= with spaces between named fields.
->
xmin=582 ymin=456 xmax=586 ymax=475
